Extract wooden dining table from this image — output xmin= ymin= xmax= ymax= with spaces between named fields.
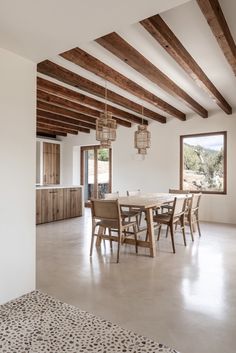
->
xmin=118 ymin=193 xmax=188 ymax=258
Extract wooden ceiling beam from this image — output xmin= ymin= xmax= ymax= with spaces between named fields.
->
xmin=60 ymin=48 xmax=176 ymax=121
xmin=197 ymin=0 xmax=236 ymax=76
xmin=37 ymin=77 xmax=146 ymax=125
xmin=37 ymin=116 xmax=90 ymax=133
xmin=37 ymin=61 xmax=151 ymax=124
xmin=140 ymin=14 xmax=232 ymax=114
xmin=37 ymin=109 xmax=96 ymax=130
xmin=36 ymin=127 xmax=67 ymax=137
xmin=37 ymin=122 xmax=78 ymax=135
xmin=96 ymin=32 xmax=208 ymax=118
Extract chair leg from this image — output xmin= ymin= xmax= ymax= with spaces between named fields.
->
xmin=157 ymin=224 xmax=162 ymax=241
xmin=90 ymin=224 xmax=96 ymax=256
xmin=108 ymin=228 xmax=113 ymax=250
xmin=170 ymin=223 xmax=176 ymax=254
xmin=189 ymin=215 xmax=194 ymax=242
xmin=196 ymin=214 xmax=202 ymax=237
xmin=165 ymin=225 xmax=169 ymax=238
xmin=117 ymin=231 xmax=121 ymax=263
xmin=135 ymin=214 xmax=140 ymax=231
xmin=133 ymin=225 xmax=138 ymax=254
xmin=180 ymin=217 xmax=186 ymax=246
xmin=138 ymin=212 xmax=142 ymax=227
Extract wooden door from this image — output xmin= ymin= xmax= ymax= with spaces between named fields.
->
xmin=81 ymin=146 xmax=112 ymax=206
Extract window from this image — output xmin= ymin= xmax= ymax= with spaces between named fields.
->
xmin=180 ymin=132 xmax=227 ymax=194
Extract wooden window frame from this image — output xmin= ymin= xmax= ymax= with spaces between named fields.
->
xmin=80 ymin=145 xmax=112 ymax=203
xmin=180 ymin=131 xmax=227 ymax=195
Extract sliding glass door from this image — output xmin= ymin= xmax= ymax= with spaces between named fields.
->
xmin=81 ymin=146 xmax=112 ymax=206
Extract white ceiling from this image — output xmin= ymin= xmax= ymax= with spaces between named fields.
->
xmin=0 ymin=0 xmax=189 ymax=62
xmin=38 ymin=0 xmax=236 ymax=121
xmin=2 ymin=0 xmax=235 ymax=121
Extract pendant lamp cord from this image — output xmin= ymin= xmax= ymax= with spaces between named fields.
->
xmin=105 ymin=80 xmax=107 ymax=116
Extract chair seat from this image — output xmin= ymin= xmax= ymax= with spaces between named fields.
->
xmin=153 ymin=214 xmax=171 ymax=224
xmin=96 ymin=219 xmax=136 ymax=229
xmin=121 ymin=209 xmax=140 ymax=218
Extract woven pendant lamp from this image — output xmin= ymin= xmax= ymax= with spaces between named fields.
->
xmin=134 ymin=106 xmax=151 ymax=155
xmin=96 ymin=82 xmax=117 ymax=148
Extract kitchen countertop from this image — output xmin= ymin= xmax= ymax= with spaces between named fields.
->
xmin=36 ymin=185 xmax=83 ymax=190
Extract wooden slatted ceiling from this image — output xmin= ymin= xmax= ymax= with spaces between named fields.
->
xmin=140 ymin=14 xmax=232 ymax=114
xmin=37 ymin=77 xmax=147 ymax=125
xmin=37 ymin=61 xmax=161 ymax=124
xmin=37 ymin=90 xmax=140 ymax=126
xmin=37 ymin=110 xmax=95 ymax=130
xmin=96 ymin=32 xmax=208 ymax=118
xmin=197 ymin=0 xmax=236 ymax=76
xmin=37 ymin=128 xmax=67 ymax=137
xmin=37 ymin=117 xmax=90 ymax=133
xmin=60 ymin=48 xmax=185 ymax=121
xmin=37 ymin=122 xmax=77 ymax=135
xmin=37 ymin=100 xmax=131 ymax=128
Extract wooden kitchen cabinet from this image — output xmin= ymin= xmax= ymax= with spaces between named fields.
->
xmin=36 ymin=189 xmax=42 ymax=224
xmin=43 ymin=142 xmax=60 ymax=185
xmin=36 ymin=187 xmax=82 ymax=224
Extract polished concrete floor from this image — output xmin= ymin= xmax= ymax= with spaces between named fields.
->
xmin=37 ymin=209 xmax=236 ymax=353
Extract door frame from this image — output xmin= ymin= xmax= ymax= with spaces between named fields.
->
xmin=80 ymin=145 xmax=112 ymax=206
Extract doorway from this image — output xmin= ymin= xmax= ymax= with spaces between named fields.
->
xmin=80 ymin=145 xmax=112 ymax=206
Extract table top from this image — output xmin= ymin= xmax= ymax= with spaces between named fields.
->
xmin=118 ymin=192 xmax=189 ymax=209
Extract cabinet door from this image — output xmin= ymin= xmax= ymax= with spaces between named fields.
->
xmin=43 ymin=142 xmax=60 ymax=185
xmin=41 ymin=189 xmax=54 ymax=223
xmin=53 ymin=188 xmax=64 ymax=221
xmin=63 ymin=188 xmax=71 ymax=219
xmin=69 ymin=188 xmax=82 ymax=218
xmin=63 ymin=188 xmax=82 ymax=219
xmin=36 ymin=190 xmax=42 ymax=225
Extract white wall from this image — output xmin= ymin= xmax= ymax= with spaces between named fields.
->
xmin=61 ymin=111 xmax=236 ymax=224
xmin=0 ymin=48 xmax=36 ymax=304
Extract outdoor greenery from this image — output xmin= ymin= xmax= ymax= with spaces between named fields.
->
xmin=98 ymin=148 xmax=109 ymax=161
xmin=87 ymin=148 xmax=109 ymax=161
xmin=183 ymin=142 xmax=224 ymax=191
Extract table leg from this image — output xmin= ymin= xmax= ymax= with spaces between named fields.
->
xmin=146 ymin=208 xmax=156 ymax=258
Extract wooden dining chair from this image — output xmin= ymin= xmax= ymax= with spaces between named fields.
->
xmin=90 ymin=199 xmax=138 ymax=263
xmin=185 ymin=193 xmax=202 ymax=240
xmin=126 ymin=190 xmax=144 ymax=228
xmin=153 ymin=197 xmax=187 ymax=253
xmin=161 ymin=189 xmax=190 ymax=214
xmin=104 ymin=192 xmax=140 ymax=226
xmin=104 ymin=192 xmax=119 ymax=199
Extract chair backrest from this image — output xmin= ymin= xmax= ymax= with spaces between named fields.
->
xmin=169 ymin=188 xmax=190 ymax=194
xmin=172 ymin=197 xmax=186 ymax=218
xmin=104 ymin=192 xmax=119 ymax=200
xmin=191 ymin=193 xmax=202 ymax=210
xmin=91 ymin=199 xmax=121 ymax=222
xmin=127 ymin=189 xmax=141 ymax=196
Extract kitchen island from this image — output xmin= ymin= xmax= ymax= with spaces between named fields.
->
xmin=36 ymin=185 xmax=83 ymax=224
